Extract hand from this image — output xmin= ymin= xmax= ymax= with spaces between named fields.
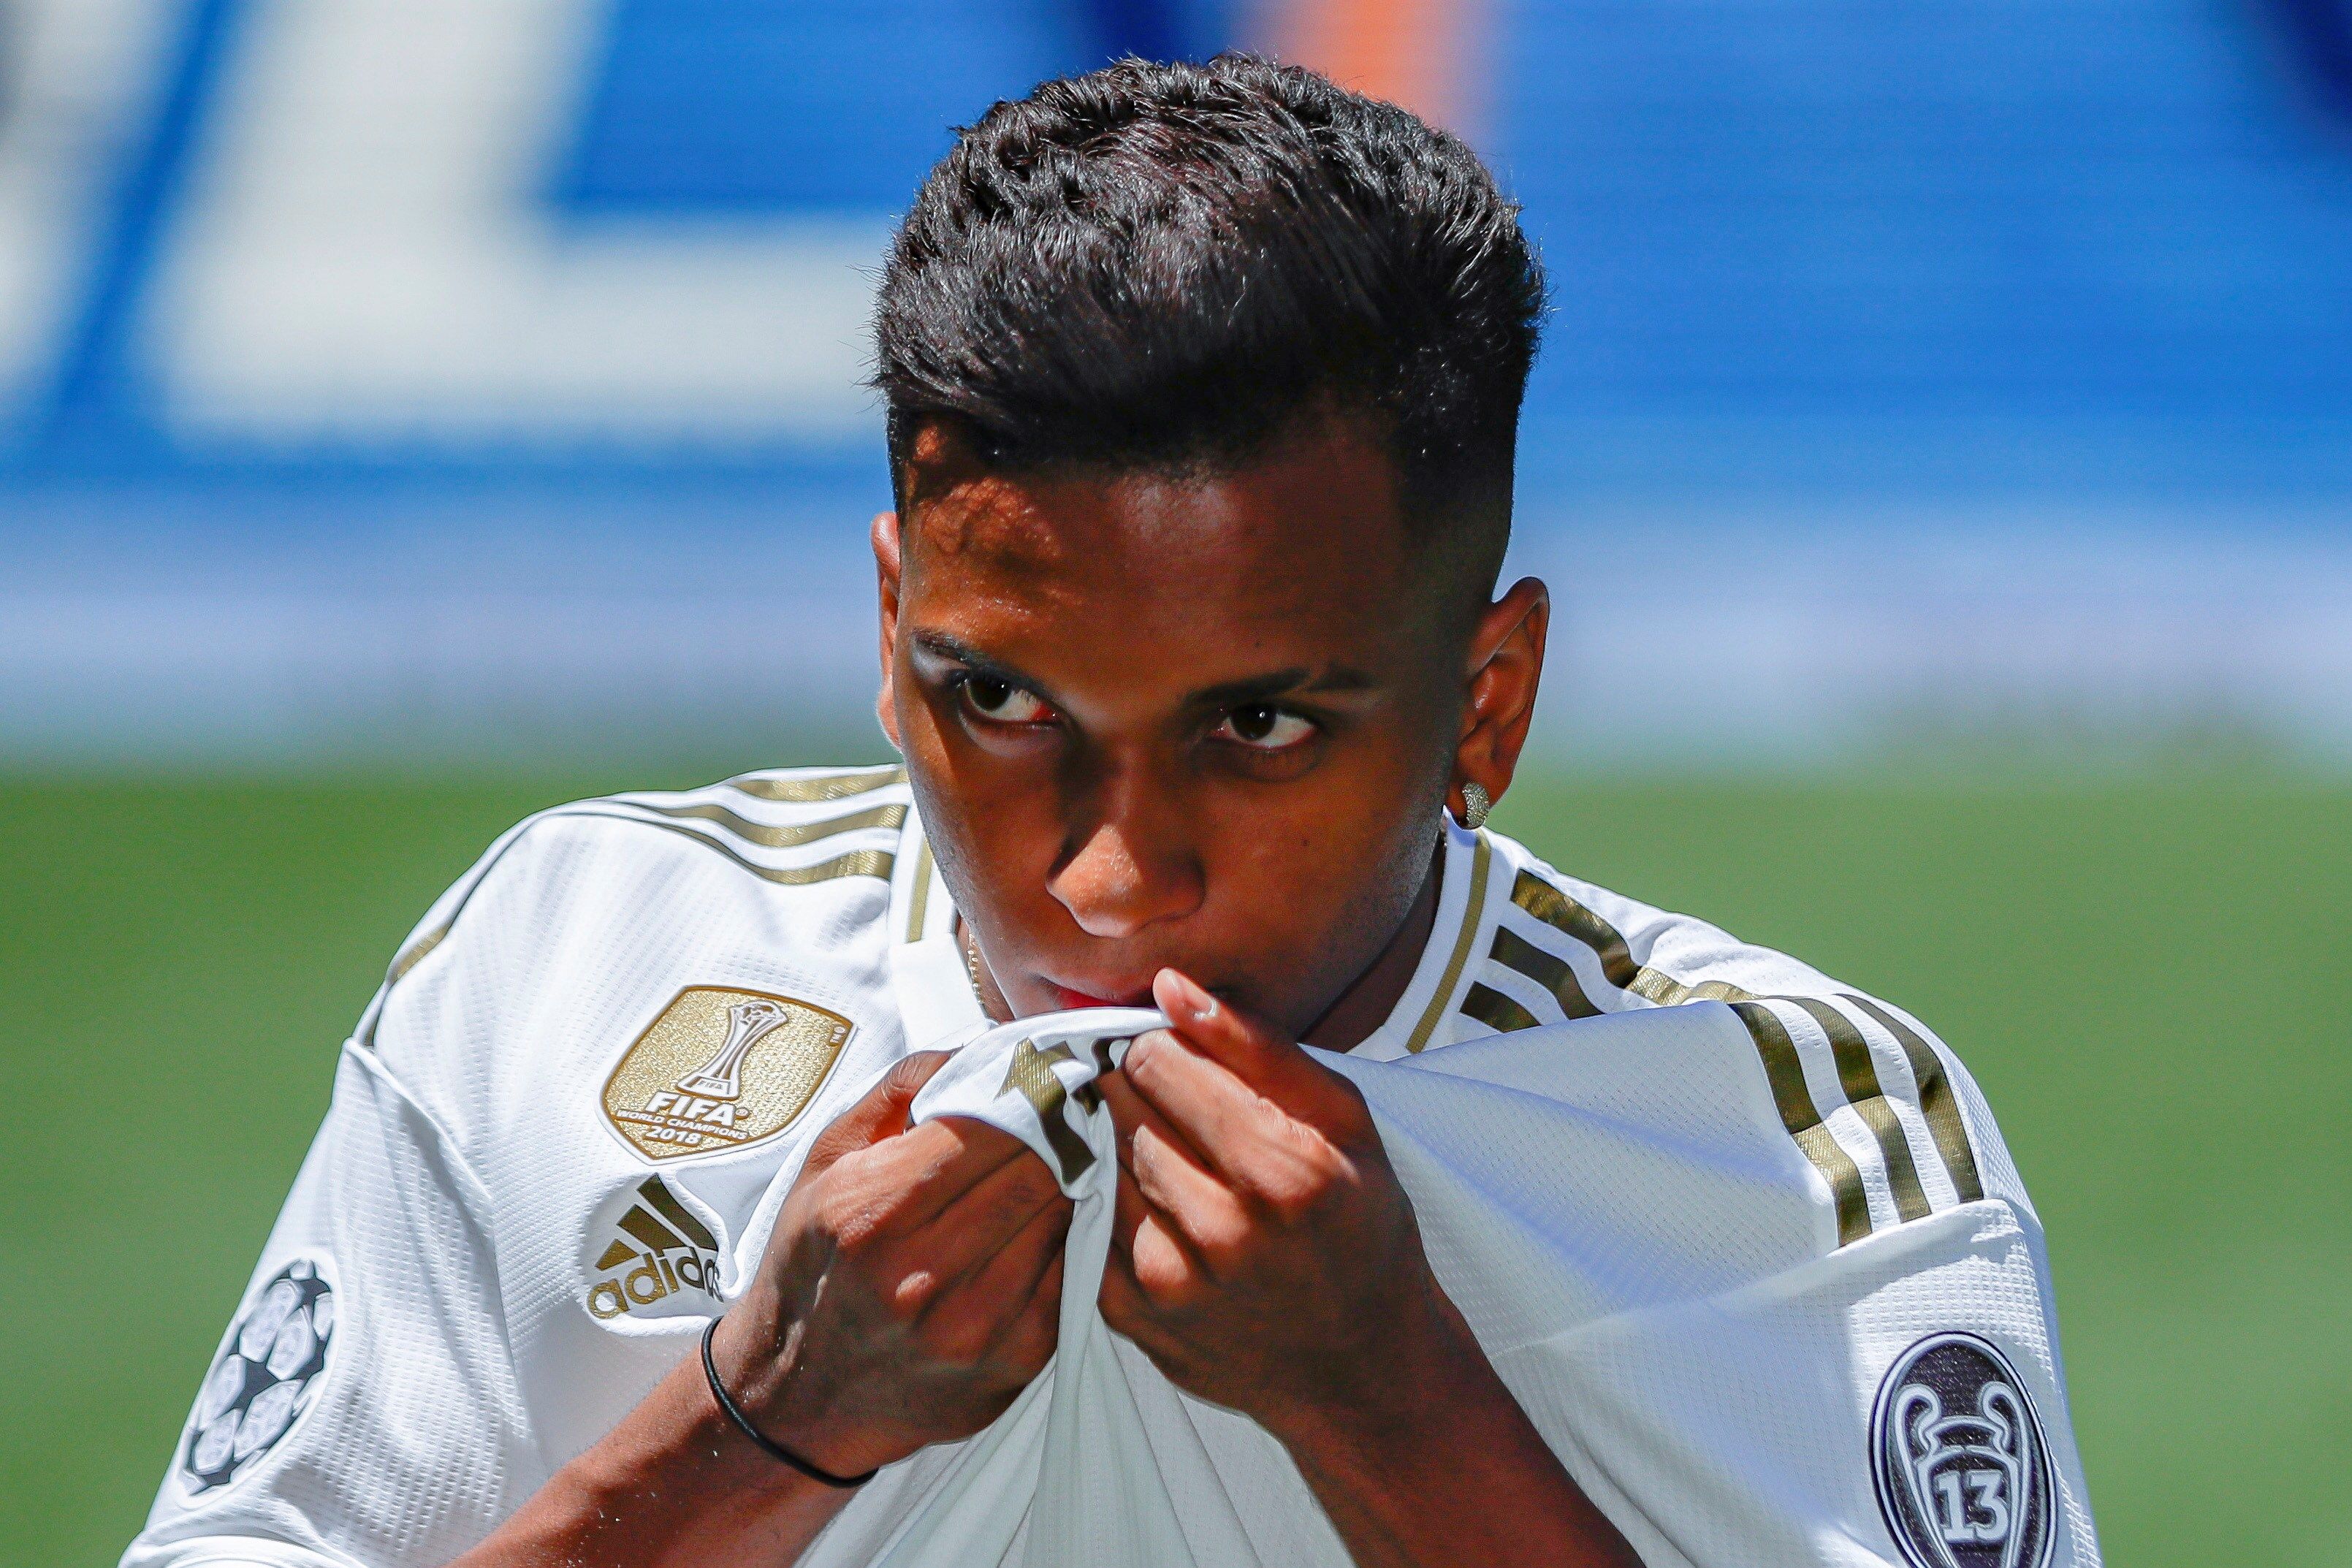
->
xmin=1098 ymin=973 xmax=1640 ymax=1568
xmin=709 ymin=1051 xmax=1071 ymax=1477
xmin=1096 ymin=970 xmax=1467 ymax=1443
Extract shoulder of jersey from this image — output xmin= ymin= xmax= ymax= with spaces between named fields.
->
xmin=366 ymin=764 xmax=911 ymax=1014
xmin=1465 ymin=832 xmax=2001 ymax=1251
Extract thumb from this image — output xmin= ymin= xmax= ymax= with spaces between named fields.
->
xmin=801 ymin=1048 xmax=952 ymax=1179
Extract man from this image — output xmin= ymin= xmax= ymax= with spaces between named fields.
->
xmin=127 ymin=56 xmax=2097 ymax=1568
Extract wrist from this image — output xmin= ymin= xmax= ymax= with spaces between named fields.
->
xmin=704 ymin=1316 xmax=879 ymax=1488
xmin=1266 ymin=1289 xmax=1492 ymax=1473
xmin=707 ymin=1293 xmax=888 ymax=1480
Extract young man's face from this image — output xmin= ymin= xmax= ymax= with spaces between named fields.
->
xmin=875 ymin=416 xmax=1541 ymax=1039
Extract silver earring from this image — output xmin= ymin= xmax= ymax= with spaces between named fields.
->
xmin=1458 ymin=780 xmax=1491 ymax=830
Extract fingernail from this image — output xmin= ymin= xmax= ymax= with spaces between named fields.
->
xmin=1171 ymin=971 xmax=1215 ymax=1019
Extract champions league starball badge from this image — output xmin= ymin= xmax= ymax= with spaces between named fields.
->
xmin=181 ymin=1259 xmax=335 ymax=1493
xmin=1872 ymin=1333 xmax=2056 ymax=1568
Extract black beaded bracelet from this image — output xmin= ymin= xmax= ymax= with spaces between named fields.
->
xmin=700 ymin=1315 xmax=878 ymax=1489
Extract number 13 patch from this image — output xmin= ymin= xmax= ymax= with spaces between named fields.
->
xmin=1872 ymin=1332 xmax=2055 ymax=1568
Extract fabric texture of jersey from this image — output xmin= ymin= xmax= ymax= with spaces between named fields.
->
xmin=122 ymin=765 xmax=2100 ymax=1567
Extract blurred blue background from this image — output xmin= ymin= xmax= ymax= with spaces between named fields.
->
xmin=3 ymin=0 xmax=2348 ymax=767
xmin=5 ymin=9 xmax=2350 ymax=1565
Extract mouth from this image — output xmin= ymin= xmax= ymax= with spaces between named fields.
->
xmin=1050 ymin=982 xmax=1154 ymax=1011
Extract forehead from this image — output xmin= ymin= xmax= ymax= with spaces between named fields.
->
xmin=901 ymin=423 xmax=1432 ymax=679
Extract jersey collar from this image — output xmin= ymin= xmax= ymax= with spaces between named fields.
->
xmin=1344 ymin=814 xmax=1495 ymax=1060
xmin=887 ymin=802 xmax=986 ymax=1050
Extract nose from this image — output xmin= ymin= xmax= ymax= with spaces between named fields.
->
xmin=1047 ymin=769 xmax=1203 ymax=940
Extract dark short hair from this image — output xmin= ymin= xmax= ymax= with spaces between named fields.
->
xmin=873 ymin=54 xmax=1545 ymax=584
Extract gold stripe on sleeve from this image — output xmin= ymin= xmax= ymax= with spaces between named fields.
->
xmin=1403 ymin=835 xmax=1493 ymax=1054
xmin=569 ymin=811 xmax=895 ymax=887
xmin=1731 ymin=1000 xmax=1873 ymax=1247
xmin=1461 ymin=981 xmax=1541 ymax=1035
xmin=362 ymin=807 xmax=891 ymax=1046
xmin=1785 ymin=997 xmax=1931 ymax=1225
xmin=1488 ymin=924 xmax=1602 ymax=1019
xmin=1511 ymin=871 xmax=1639 ymax=990
xmin=905 ymin=835 xmax=935 ymax=944
xmin=387 ymin=924 xmax=448 ymax=986
xmin=632 ymin=800 xmax=907 ymax=850
xmin=1509 ymin=869 xmax=1754 ymax=1008
xmin=726 ymin=766 xmax=907 ymax=803
xmin=1840 ymin=992 xmax=1985 ymax=1203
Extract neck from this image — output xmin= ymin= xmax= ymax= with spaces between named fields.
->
xmin=1299 ymin=837 xmax=1445 ymax=1053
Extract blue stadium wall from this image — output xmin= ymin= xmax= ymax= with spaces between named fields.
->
xmin=1 ymin=0 xmax=2348 ymax=764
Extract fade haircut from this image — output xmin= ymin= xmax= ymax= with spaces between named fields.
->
xmin=873 ymin=53 xmax=1546 ymax=596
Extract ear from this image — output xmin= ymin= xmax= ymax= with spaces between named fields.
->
xmin=872 ymin=509 xmax=905 ymax=750
xmin=1449 ymin=576 xmax=1549 ymax=823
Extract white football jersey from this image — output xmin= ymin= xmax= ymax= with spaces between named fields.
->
xmin=123 ymin=764 xmax=2099 ymax=1568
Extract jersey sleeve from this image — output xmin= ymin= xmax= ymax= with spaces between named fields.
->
xmin=121 ymin=1038 xmax=538 ymax=1568
xmin=1347 ymin=1000 xmax=2101 ymax=1568
xmin=1496 ymin=1196 xmax=2099 ymax=1567
xmin=121 ymin=812 xmax=556 ymax=1568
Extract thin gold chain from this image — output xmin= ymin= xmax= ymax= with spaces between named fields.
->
xmin=959 ymin=919 xmax=992 ymax=1014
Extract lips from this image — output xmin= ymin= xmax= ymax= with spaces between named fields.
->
xmin=1051 ymin=983 xmax=1153 ymax=1011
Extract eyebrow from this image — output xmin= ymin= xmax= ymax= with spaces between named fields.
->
xmin=910 ymin=631 xmax=1376 ymax=709
xmin=1185 ymin=667 xmax=1377 ymax=707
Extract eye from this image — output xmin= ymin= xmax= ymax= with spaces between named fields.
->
xmin=1213 ymin=703 xmax=1317 ymax=750
xmin=959 ymin=673 xmax=1054 ymax=725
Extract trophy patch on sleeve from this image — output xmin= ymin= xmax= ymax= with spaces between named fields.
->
xmin=1872 ymin=1332 xmax=2056 ymax=1568
xmin=601 ymin=986 xmax=853 ymax=1162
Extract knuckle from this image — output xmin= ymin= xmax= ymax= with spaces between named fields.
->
xmin=1012 ymin=1156 xmax=1063 ymax=1206
xmin=1257 ymin=1152 xmax=1350 ymax=1225
xmin=1011 ymin=1320 xmax=1060 ymax=1376
xmin=1185 ymin=1214 xmax=1254 ymax=1273
xmin=1149 ymin=1270 xmax=1209 ymax=1314
xmin=883 ymin=1049 xmax=951 ymax=1099
xmin=816 ymin=1186 xmax=888 ymax=1252
xmin=1257 ymin=1180 xmax=1321 ymax=1228
xmin=888 ymin=1266 xmax=941 ymax=1321
xmin=1124 ymin=1030 xmax=1175 ymax=1082
xmin=923 ymin=1312 xmax=993 ymax=1366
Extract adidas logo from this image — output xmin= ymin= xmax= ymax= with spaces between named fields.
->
xmin=585 ymin=1177 xmax=723 ymax=1322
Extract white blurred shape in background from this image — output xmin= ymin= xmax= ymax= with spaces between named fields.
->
xmin=153 ymin=0 xmax=884 ymax=445
xmin=0 ymin=0 xmax=2348 ymax=769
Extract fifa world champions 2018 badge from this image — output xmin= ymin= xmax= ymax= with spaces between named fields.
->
xmin=601 ymin=986 xmax=853 ymax=1162
xmin=1872 ymin=1333 xmax=2056 ymax=1568
xmin=182 ymin=1259 xmax=335 ymax=1493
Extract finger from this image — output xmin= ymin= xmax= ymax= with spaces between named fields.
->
xmin=1152 ymin=970 xmax=1367 ymax=1138
xmin=985 ymin=1244 xmax=1067 ymax=1382
xmin=1121 ymin=1027 xmax=1267 ymax=1157
xmin=1095 ymin=1242 xmax=1149 ymax=1331
xmin=1150 ymin=970 xmax=1325 ymax=1098
xmin=901 ymin=1141 xmax=1070 ymax=1298
xmin=826 ymin=1114 xmax=1039 ymax=1239
xmin=1124 ymin=1114 xmax=1258 ymax=1271
xmin=1108 ymin=1150 xmax=1155 ymax=1255
xmin=801 ymin=1049 xmax=955 ymax=1179
xmin=1124 ymin=1029 xmax=1376 ymax=1230
xmin=1098 ymin=1067 xmax=1209 ymax=1173
xmin=1108 ymin=1167 xmax=1206 ymax=1305
xmin=931 ymin=1190 xmax=1067 ymax=1342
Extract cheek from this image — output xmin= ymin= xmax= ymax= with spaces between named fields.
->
xmin=1209 ymin=753 xmax=1440 ymax=921
xmin=905 ymin=731 xmax=1063 ymax=923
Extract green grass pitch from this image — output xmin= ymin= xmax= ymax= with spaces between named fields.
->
xmin=1 ymin=769 xmax=2343 ymax=1564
